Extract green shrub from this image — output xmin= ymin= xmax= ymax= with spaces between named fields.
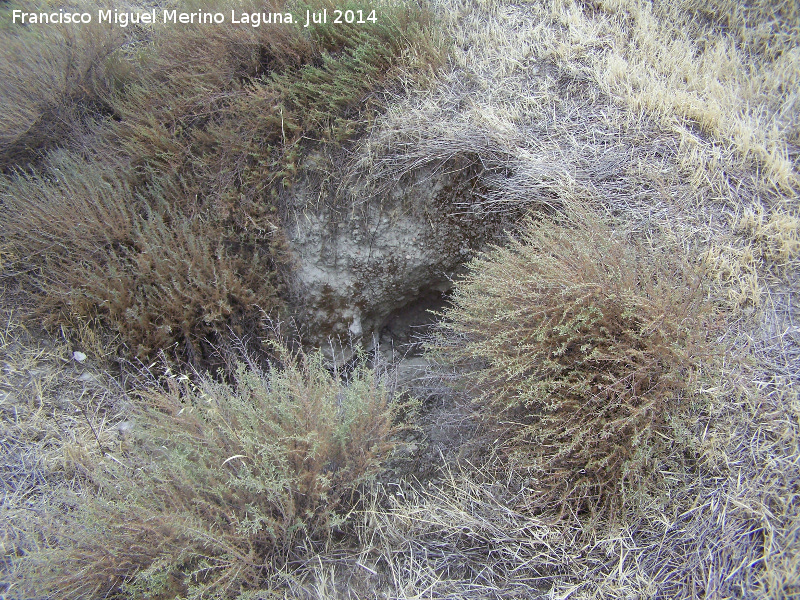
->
xmin=426 ymin=206 xmax=719 ymax=513
xmin=11 ymin=344 xmax=413 ymax=599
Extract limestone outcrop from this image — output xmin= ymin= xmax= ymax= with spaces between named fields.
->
xmin=285 ymin=155 xmax=516 ymax=356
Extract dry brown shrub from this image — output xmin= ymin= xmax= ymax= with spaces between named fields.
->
xmin=426 ymin=205 xmax=720 ymax=513
xmin=0 ymin=152 xmax=285 ymax=361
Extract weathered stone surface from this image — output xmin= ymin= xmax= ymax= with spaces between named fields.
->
xmin=285 ymin=157 xmax=513 ymax=355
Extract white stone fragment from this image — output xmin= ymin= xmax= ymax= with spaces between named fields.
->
xmin=349 ymin=312 xmax=363 ymax=338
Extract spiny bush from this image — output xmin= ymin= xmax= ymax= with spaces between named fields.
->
xmin=10 ymin=344 xmax=414 ymax=599
xmin=426 ymin=205 xmax=719 ymax=513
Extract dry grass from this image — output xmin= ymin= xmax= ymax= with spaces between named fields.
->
xmin=353 ymin=0 xmax=798 ymax=236
xmin=597 ymin=0 xmax=800 ymax=194
xmin=2 ymin=0 xmax=799 ymax=597
xmin=0 ymin=297 xmax=127 ymax=598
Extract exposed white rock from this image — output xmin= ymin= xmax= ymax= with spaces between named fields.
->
xmin=285 ymin=157 xmax=516 ymax=356
xmin=348 ymin=309 xmax=363 ymax=339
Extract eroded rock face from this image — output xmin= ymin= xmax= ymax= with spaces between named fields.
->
xmin=285 ymin=157 xmax=515 ymax=356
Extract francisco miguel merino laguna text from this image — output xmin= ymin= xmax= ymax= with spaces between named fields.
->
xmin=11 ymin=8 xmax=379 ymax=27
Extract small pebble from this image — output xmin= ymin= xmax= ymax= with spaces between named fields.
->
xmin=72 ymin=351 xmax=87 ymax=363
xmin=116 ymin=421 xmax=135 ymax=437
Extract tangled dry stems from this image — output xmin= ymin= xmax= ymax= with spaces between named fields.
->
xmin=426 ymin=206 xmax=720 ymax=514
xmin=8 ymin=340 xmax=413 ymax=599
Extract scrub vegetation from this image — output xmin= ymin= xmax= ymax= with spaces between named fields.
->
xmin=426 ymin=206 xmax=720 ymax=515
xmin=9 ymin=341 xmax=413 ymax=599
xmin=0 ymin=0 xmax=439 ymax=361
xmin=1 ymin=0 xmax=798 ymax=597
